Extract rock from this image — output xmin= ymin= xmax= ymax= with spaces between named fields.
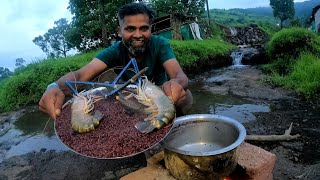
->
xmin=221 ymin=24 xmax=268 ymax=46
xmin=241 ymin=46 xmax=268 ymax=65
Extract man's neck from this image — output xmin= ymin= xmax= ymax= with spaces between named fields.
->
xmin=129 ymin=54 xmax=143 ymax=62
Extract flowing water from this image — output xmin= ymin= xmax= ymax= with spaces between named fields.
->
xmin=230 ymin=51 xmax=245 ymax=67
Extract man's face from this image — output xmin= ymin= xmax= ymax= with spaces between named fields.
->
xmin=118 ymin=14 xmax=151 ymax=57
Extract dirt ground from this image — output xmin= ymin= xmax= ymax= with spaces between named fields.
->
xmin=0 ymin=65 xmax=319 ymax=180
xmin=194 ymin=66 xmax=320 ymax=180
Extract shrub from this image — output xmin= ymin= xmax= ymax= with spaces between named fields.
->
xmin=267 ymin=28 xmax=319 ymax=60
xmin=0 ymin=51 xmax=97 ymax=112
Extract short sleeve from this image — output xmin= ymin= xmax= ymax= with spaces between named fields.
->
xmin=158 ymin=36 xmax=176 ymax=63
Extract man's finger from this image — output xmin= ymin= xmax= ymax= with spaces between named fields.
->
xmin=54 ymin=92 xmax=64 ymax=117
xmin=162 ymin=83 xmax=173 ymax=100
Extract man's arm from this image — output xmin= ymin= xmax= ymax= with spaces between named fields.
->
xmin=163 ymin=58 xmax=188 ymax=89
xmin=55 ymin=58 xmax=108 ymax=95
xmin=162 ymin=58 xmax=189 ymax=105
xmin=39 ymin=58 xmax=107 ymax=119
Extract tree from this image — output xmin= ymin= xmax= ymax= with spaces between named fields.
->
xmin=270 ymin=0 xmax=295 ymax=29
xmin=67 ymin=0 xmax=133 ymax=52
xmin=0 ymin=67 xmax=13 ymax=81
xmin=150 ymin=0 xmax=205 ymax=18
xmin=15 ymin=58 xmax=26 ymax=68
xmin=33 ymin=18 xmax=73 ymax=58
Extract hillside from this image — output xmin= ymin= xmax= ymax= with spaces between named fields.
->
xmin=209 ymin=0 xmax=319 ymax=28
xmin=229 ymin=0 xmax=319 ymax=25
xmin=209 ymin=8 xmax=278 ymax=27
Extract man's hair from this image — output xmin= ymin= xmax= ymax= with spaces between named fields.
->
xmin=118 ymin=2 xmax=156 ymax=25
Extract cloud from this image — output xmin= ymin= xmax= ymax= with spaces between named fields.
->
xmin=0 ymin=0 xmax=72 ymax=71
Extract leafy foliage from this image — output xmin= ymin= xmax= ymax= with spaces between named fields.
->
xmin=0 ymin=67 xmax=13 ymax=81
xmin=67 ymin=0 xmax=133 ymax=52
xmin=33 ymin=18 xmax=73 ymax=58
xmin=15 ymin=58 xmax=26 ymax=68
xmin=150 ymin=0 xmax=205 ymax=18
xmin=270 ymin=0 xmax=295 ymax=29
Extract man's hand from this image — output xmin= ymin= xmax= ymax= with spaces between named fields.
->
xmin=38 ymin=87 xmax=65 ymax=120
xmin=162 ymin=80 xmax=186 ymax=105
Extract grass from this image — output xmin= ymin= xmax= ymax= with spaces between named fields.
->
xmin=268 ymin=53 xmax=320 ymax=98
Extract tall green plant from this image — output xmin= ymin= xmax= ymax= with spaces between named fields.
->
xmin=67 ymin=0 xmax=133 ymax=52
xmin=150 ymin=0 xmax=205 ymax=17
xmin=270 ymin=0 xmax=295 ymax=29
xmin=33 ymin=18 xmax=73 ymax=58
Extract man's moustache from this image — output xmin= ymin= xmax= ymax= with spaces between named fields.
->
xmin=130 ymin=38 xmax=146 ymax=42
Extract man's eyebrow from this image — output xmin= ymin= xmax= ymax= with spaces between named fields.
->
xmin=124 ymin=26 xmax=135 ymax=29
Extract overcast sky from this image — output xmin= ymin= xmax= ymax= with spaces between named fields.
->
xmin=0 ymin=0 xmax=308 ymax=71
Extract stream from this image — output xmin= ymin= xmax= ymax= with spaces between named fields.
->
xmin=0 ymin=111 xmax=68 ymax=163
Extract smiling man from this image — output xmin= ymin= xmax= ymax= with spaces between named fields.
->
xmin=39 ymin=2 xmax=193 ymax=120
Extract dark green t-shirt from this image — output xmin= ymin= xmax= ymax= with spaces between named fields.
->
xmin=96 ymin=35 xmax=176 ymax=86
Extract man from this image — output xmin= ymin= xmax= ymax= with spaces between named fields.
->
xmin=39 ymin=2 xmax=193 ymax=120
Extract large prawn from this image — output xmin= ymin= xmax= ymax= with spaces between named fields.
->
xmin=117 ymin=76 xmax=175 ymax=133
xmin=63 ymin=91 xmax=104 ymax=133
xmin=64 ymin=67 xmax=149 ymax=133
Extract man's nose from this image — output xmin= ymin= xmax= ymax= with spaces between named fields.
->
xmin=133 ymin=30 xmax=143 ymax=38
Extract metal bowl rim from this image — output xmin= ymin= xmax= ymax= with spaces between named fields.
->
xmin=162 ymin=114 xmax=246 ymax=156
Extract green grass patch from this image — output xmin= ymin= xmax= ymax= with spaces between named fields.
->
xmin=0 ymin=51 xmax=99 ymax=112
xmin=267 ymin=53 xmax=320 ymax=98
xmin=266 ymin=28 xmax=320 ymax=75
xmin=170 ymin=39 xmax=234 ymax=67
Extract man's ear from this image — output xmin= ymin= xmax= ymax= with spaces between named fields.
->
xmin=117 ymin=26 xmax=122 ymax=37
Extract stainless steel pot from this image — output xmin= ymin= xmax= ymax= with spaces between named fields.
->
xmin=161 ymin=114 xmax=246 ymax=180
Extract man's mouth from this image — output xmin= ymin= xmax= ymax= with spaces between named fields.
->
xmin=131 ymin=39 xmax=145 ymax=46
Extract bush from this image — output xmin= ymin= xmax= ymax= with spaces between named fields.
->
xmin=267 ymin=28 xmax=319 ymax=60
xmin=0 ymin=51 xmax=97 ymax=112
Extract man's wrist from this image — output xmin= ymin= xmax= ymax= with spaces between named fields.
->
xmin=47 ymin=82 xmax=60 ymax=90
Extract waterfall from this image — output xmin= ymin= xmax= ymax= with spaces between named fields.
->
xmin=230 ymin=51 xmax=244 ymax=66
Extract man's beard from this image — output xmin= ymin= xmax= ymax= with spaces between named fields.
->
xmin=122 ymin=38 xmax=148 ymax=57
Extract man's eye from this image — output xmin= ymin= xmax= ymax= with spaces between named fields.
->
xmin=141 ymin=27 xmax=149 ymax=31
xmin=127 ymin=27 xmax=134 ymax=32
